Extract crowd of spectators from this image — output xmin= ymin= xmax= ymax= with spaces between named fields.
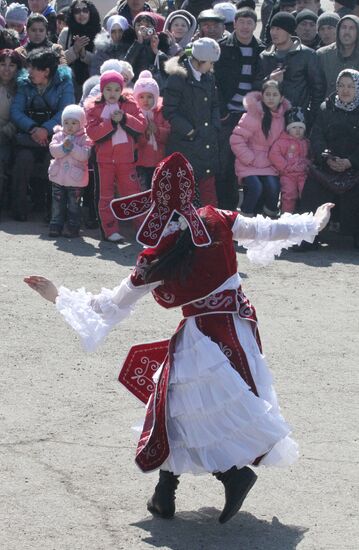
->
xmin=0 ymin=0 xmax=358 ymax=248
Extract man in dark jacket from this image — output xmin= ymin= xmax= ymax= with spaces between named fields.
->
xmin=255 ymin=11 xmax=325 ymax=124
xmin=295 ymin=9 xmax=321 ymax=50
xmin=214 ymin=8 xmax=265 ymax=210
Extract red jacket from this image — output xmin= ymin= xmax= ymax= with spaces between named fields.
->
xmin=85 ymin=92 xmax=146 ymax=164
xmin=137 ymin=100 xmax=170 ymax=168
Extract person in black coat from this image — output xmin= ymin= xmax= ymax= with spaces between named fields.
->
xmin=300 ymin=69 xmax=359 ymax=248
xmin=163 ymin=38 xmax=221 ymax=207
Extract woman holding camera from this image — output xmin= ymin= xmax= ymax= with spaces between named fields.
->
xmin=300 ymin=69 xmax=359 ymax=248
xmin=10 ymin=48 xmax=75 ymax=221
xmin=124 ymin=12 xmax=169 ymax=83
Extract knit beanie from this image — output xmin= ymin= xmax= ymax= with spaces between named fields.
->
xmin=317 ymin=11 xmax=340 ymax=30
xmin=133 ymin=70 xmax=159 ymax=108
xmin=192 ymin=37 xmax=221 ymax=62
xmin=285 ymin=106 xmax=306 ymax=130
xmin=100 ymin=70 xmax=124 ymax=92
xmin=270 ymin=11 xmax=296 ymax=35
xmin=213 ymin=3 xmax=236 ymax=24
xmin=5 ymin=2 xmax=28 ymax=25
xmin=62 ymin=104 xmax=86 ymax=129
xmin=296 ymin=9 xmax=318 ymax=26
xmin=106 ymin=14 xmax=129 ymax=33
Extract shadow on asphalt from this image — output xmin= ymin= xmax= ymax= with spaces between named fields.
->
xmin=133 ymin=509 xmax=308 ymax=549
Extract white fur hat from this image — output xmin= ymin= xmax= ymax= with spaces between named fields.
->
xmin=133 ymin=70 xmax=159 ymax=108
xmin=192 ymin=37 xmax=221 ymax=62
xmin=61 ymin=104 xmax=86 ymax=129
xmin=213 ymin=3 xmax=236 ymax=24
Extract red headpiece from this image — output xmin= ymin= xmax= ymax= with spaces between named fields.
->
xmin=111 ymin=153 xmax=211 ymax=248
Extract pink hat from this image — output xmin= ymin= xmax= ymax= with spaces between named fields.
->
xmin=111 ymin=152 xmax=211 ymax=248
xmin=133 ymin=70 xmax=159 ymax=109
xmin=100 ymin=70 xmax=124 ymax=93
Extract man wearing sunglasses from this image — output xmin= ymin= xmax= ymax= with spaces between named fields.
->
xmin=28 ymin=0 xmax=57 ymax=42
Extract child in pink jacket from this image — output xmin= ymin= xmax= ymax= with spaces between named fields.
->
xmin=133 ymin=70 xmax=170 ymax=190
xmin=230 ymin=80 xmax=290 ymax=217
xmin=85 ymin=70 xmax=146 ymax=243
xmin=48 ymin=105 xmax=92 ymax=238
xmin=269 ymin=107 xmax=309 ymax=214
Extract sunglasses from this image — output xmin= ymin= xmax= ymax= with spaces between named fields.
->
xmin=73 ymin=7 xmax=89 ymax=14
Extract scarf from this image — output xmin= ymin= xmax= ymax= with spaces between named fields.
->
xmin=141 ymin=109 xmax=158 ymax=151
xmin=101 ymin=102 xmax=128 ymax=146
xmin=335 ymin=69 xmax=359 ymax=112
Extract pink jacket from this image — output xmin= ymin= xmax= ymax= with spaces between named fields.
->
xmin=230 ymin=91 xmax=291 ymax=178
xmin=137 ymin=100 xmax=170 ymax=168
xmin=85 ymin=92 xmax=146 ymax=164
xmin=269 ymin=131 xmax=309 ymax=175
xmin=49 ymin=126 xmax=92 ymax=188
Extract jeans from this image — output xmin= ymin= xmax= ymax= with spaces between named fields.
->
xmin=241 ymin=175 xmax=280 ymax=214
xmin=50 ymin=183 xmax=83 ymax=230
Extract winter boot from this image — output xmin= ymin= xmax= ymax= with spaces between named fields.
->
xmin=147 ymin=470 xmax=180 ymax=519
xmin=214 ymin=466 xmax=257 ymax=524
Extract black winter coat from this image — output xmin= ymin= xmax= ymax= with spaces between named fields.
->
xmin=163 ymin=56 xmax=220 ymax=181
xmin=214 ymin=33 xmax=265 ymax=117
xmin=310 ymin=95 xmax=359 ymax=170
xmin=254 ymin=39 xmax=326 ymax=123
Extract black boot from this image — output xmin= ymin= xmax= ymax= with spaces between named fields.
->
xmin=214 ymin=466 xmax=257 ymax=524
xmin=147 ymin=470 xmax=180 ymax=519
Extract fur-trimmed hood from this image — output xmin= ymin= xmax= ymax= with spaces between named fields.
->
xmin=16 ymin=65 xmax=72 ymax=88
xmin=243 ymin=91 xmax=291 ymax=117
xmin=94 ymin=27 xmax=135 ymax=52
xmin=164 ymin=55 xmax=188 ymax=78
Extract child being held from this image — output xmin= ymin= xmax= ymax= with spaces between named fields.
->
xmin=48 ymin=105 xmax=92 ymax=238
xmin=133 ymin=70 xmax=170 ymax=190
xmin=269 ymin=107 xmax=310 ymax=214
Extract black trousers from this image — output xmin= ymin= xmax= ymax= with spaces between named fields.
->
xmin=215 ymin=112 xmax=242 ymax=211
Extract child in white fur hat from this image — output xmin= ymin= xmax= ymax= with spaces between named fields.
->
xmin=48 ymin=104 xmax=92 ymax=239
xmin=133 ymin=70 xmax=170 ymax=190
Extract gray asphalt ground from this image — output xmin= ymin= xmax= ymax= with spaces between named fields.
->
xmin=1 ymin=213 xmax=358 ymax=550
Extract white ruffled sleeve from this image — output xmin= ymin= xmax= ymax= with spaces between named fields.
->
xmin=232 ymin=213 xmax=320 ymax=266
xmin=55 ymin=276 xmax=160 ymax=352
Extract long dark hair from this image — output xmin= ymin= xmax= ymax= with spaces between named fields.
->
xmin=66 ymin=0 xmax=101 ymax=51
xmin=261 ymin=79 xmax=283 ymax=138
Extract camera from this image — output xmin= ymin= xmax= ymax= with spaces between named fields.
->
xmin=144 ymin=27 xmax=154 ymax=36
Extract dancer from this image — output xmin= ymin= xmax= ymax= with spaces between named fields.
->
xmin=24 ymin=153 xmax=333 ymax=524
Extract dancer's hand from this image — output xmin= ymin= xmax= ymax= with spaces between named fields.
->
xmin=24 ymin=276 xmax=58 ymax=303
xmin=314 ymin=203 xmax=335 ymax=232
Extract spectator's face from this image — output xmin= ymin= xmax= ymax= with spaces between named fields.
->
xmin=199 ymin=20 xmax=224 ymax=41
xmin=170 ymin=17 xmax=189 ymax=40
xmin=73 ymin=2 xmax=90 ymax=25
xmin=28 ymin=64 xmax=50 ymax=85
xmin=287 ymin=123 xmax=305 ymax=138
xmin=137 ymin=92 xmax=154 ymax=111
xmin=196 ymin=60 xmax=215 ymax=74
xmin=7 ymin=22 xmax=25 ymax=34
xmin=234 ymin=17 xmax=256 ymax=44
xmin=128 ymin=0 xmax=145 ymax=13
xmin=28 ymin=22 xmax=47 ymax=44
xmin=295 ymin=0 xmax=319 ymax=14
xmin=0 ymin=56 xmax=18 ymax=84
xmin=56 ymin=18 xmax=67 ymax=35
xmin=338 ymin=20 xmax=357 ymax=48
xmin=111 ymin=25 xmax=124 ymax=44
xmin=262 ymin=85 xmax=282 ymax=111
xmin=63 ymin=118 xmax=81 ymax=135
xmin=103 ymin=82 xmax=122 ymax=103
xmin=318 ymin=24 xmax=336 ymax=46
xmin=270 ymin=26 xmax=291 ymax=47
xmin=337 ymin=75 xmax=356 ymax=104
xmin=29 ymin=0 xmax=48 ymax=13
xmin=296 ymin=20 xmax=317 ymax=45
xmin=280 ymin=4 xmax=296 ymax=12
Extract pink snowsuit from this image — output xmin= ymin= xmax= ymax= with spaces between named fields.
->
xmin=269 ymin=131 xmax=309 ymax=213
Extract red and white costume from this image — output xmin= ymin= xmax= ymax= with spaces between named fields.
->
xmin=55 ymin=153 xmax=321 ymax=475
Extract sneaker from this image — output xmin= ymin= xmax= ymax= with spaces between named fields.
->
xmin=106 ymin=232 xmax=125 ymax=243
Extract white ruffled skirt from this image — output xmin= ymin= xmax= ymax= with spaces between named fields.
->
xmin=160 ymin=315 xmax=299 ymax=475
